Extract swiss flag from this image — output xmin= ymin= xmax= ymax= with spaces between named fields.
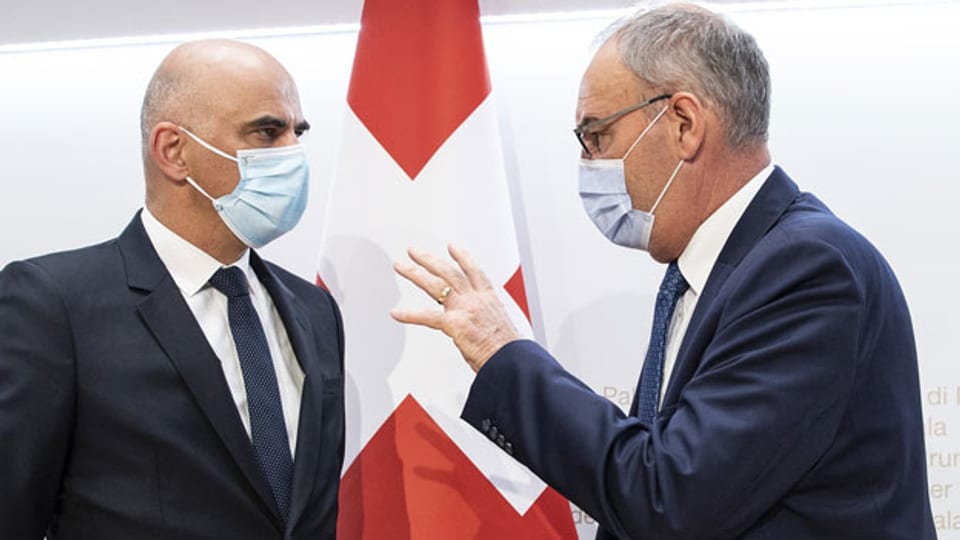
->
xmin=317 ymin=0 xmax=577 ymax=538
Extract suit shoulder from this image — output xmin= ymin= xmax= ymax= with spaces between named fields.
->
xmin=780 ymin=193 xmax=861 ymax=241
xmin=749 ymin=191 xmax=903 ymax=300
xmin=3 ymin=238 xmax=121 ymax=283
xmin=768 ymin=192 xmax=890 ymax=266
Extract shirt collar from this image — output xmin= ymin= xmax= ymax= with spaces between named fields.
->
xmin=677 ymin=163 xmax=774 ymax=296
xmin=140 ymin=208 xmax=251 ymax=297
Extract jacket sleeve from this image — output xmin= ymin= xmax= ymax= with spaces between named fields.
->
xmin=0 ymin=261 xmax=76 ymax=539
xmin=461 ymin=237 xmax=862 ymax=539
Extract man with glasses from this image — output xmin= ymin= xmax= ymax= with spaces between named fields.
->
xmin=392 ymin=3 xmax=935 ymax=539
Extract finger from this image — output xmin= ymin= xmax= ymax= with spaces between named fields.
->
xmin=390 ymin=307 xmax=445 ymax=330
xmin=448 ymin=243 xmax=495 ymax=291
xmin=393 ymin=260 xmax=449 ymax=300
xmin=407 ymin=247 xmax=470 ymax=292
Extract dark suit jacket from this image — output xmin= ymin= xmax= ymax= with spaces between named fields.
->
xmin=0 ymin=213 xmax=345 ymax=540
xmin=462 ymin=168 xmax=935 ymax=539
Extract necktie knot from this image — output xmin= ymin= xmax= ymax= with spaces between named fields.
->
xmin=209 ymin=267 xmax=249 ymax=298
xmin=660 ymin=261 xmax=689 ymax=299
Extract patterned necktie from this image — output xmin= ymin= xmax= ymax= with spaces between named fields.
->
xmin=636 ymin=261 xmax=689 ymax=425
xmin=209 ymin=267 xmax=293 ymax=522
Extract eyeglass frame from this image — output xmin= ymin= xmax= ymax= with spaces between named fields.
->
xmin=573 ymin=93 xmax=673 ymax=157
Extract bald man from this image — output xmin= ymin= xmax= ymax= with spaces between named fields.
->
xmin=0 ymin=40 xmax=344 ymax=539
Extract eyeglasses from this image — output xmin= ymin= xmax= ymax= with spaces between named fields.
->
xmin=573 ymin=93 xmax=672 ymax=157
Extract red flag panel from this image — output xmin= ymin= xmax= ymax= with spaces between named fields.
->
xmin=347 ymin=0 xmax=491 ymax=180
xmin=334 ymin=0 xmax=574 ymax=536
xmin=505 ymin=265 xmax=531 ymax=324
xmin=338 ymin=395 xmax=577 ymax=539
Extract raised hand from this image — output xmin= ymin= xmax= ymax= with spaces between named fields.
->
xmin=391 ymin=244 xmax=520 ymax=372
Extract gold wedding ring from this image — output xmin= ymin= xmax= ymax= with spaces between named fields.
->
xmin=436 ymin=285 xmax=452 ymax=305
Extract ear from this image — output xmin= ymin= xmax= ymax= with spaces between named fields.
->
xmin=149 ymin=121 xmax=189 ymax=182
xmin=667 ymin=91 xmax=705 ymax=161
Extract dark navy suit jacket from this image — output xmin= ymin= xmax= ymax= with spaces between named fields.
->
xmin=0 ymin=213 xmax=344 ymax=539
xmin=462 ymin=168 xmax=935 ymax=539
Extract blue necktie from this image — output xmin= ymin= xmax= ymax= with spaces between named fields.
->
xmin=636 ymin=262 xmax=689 ymax=425
xmin=209 ymin=267 xmax=293 ymax=522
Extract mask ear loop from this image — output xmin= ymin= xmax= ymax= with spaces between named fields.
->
xmin=622 ymin=104 xmax=670 ymax=160
xmin=649 ymin=160 xmax=685 ymax=214
xmin=178 ymin=126 xmax=234 ymax=211
xmin=178 ymin=127 xmax=239 ymax=163
xmin=184 ymin=176 xmax=219 ymax=206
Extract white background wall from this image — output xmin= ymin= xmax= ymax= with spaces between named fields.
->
xmin=1 ymin=1 xmax=958 ymax=537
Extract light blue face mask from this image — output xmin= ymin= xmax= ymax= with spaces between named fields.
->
xmin=180 ymin=127 xmax=309 ymax=248
xmin=578 ymin=106 xmax=683 ymax=251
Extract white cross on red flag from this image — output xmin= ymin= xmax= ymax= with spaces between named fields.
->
xmin=317 ymin=0 xmax=577 ymax=537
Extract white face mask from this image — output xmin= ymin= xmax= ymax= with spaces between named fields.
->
xmin=179 ymin=127 xmax=309 ymax=248
xmin=578 ymin=106 xmax=684 ymax=251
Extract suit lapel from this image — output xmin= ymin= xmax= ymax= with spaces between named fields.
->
xmin=117 ymin=213 xmax=284 ymax=529
xmin=663 ymin=167 xmax=801 ymax=404
xmin=250 ymin=253 xmax=326 ymax=529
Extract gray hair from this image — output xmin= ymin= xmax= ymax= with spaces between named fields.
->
xmin=606 ymin=3 xmax=770 ymax=149
xmin=139 ymin=51 xmax=202 ymax=159
xmin=139 ymin=69 xmax=179 ymax=158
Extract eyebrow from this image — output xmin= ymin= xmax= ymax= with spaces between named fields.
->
xmin=244 ymin=115 xmax=311 ymax=133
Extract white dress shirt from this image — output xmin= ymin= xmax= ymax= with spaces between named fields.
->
xmin=141 ymin=208 xmax=304 ymax=456
xmin=659 ymin=164 xmax=775 ymax=404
